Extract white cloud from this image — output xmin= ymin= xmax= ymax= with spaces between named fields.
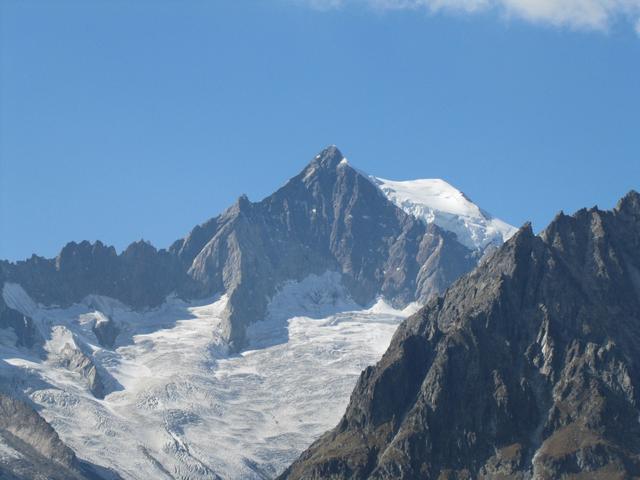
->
xmin=300 ymin=0 xmax=640 ymax=33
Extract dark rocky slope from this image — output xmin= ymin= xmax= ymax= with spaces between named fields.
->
xmin=0 ymin=392 xmax=117 ymax=479
xmin=2 ymin=146 xmax=477 ymax=349
xmin=280 ymin=191 xmax=640 ymax=480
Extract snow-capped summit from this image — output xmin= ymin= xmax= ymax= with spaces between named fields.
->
xmin=371 ymin=176 xmax=517 ymax=251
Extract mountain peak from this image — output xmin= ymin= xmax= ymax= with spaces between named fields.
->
xmin=123 ymin=239 xmax=157 ymax=257
xmin=314 ymin=145 xmax=344 ymax=168
xmin=316 ymin=145 xmax=344 ymax=165
xmin=296 ymin=145 xmax=349 ymax=185
xmin=615 ymin=189 xmax=640 ymax=216
xmin=55 ymin=240 xmax=117 ymax=271
xmin=236 ymin=193 xmax=251 ymax=209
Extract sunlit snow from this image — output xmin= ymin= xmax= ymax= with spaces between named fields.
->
xmin=371 ymin=176 xmax=517 ymax=250
xmin=0 ymin=274 xmax=411 ymax=479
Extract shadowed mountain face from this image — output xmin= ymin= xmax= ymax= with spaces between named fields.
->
xmin=3 ymin=240 xmax=190 ymax=309
xmin=1 ymin=146 xmax=479 ymax=349
xmin=0 ymin=392 xmax=118 ymax=480
xmin=280 ymin=191 xmax=640 ymax=480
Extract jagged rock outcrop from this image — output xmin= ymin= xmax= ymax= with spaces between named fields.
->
xmin=0 ymin=393 xmax=115 ymax=479
xmin=58 ymin=343 xmax=106 ymax=398
xmin=92 ymin=314 xmax=119 ymax=349
xmin=280 ymin=191 xmax=640 ymax=479
xmin=4 ymin=240 xmax=189 ymax=309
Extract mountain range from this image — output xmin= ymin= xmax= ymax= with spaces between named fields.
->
xmin=3 ymin=146 xmax=635 ymax=479
xmin=2 ymin=146 xmax=515 ymax=478
xmin=1 ymin=146 xmax=512 ymax=352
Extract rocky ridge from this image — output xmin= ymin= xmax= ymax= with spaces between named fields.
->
xmin=0 ymin=146 xmax=515 ymax=479
xmin=280 ymin=191 xmax=640 ymax=479
xmin=1 ymin=146 xmax=500 ymax=350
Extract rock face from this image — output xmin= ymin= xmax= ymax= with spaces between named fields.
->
xmin=3 ymin=240 xmax=189 ymax=309
xmin=0 ymin=393 xmax=115 ymax=479
xmin=280 ymin=191 xmax=640 ymax=479
xmin=92 ymin=314 xmax=119 ymax=349
xmin=171 ymin=147 xmax=476 ymax=347
xmin=2 ymin=146 xmax=486 ymax=350
xmin=58 ymin=343 xmax=106 ymax=399
xmin=0 ymin=304 xmax=38 ymax=349
xmin=0 ymin=270 xmax=39 ymax=349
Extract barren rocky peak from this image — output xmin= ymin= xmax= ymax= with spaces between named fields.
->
xmin=280 ymin=190 xmax=640 ymax=480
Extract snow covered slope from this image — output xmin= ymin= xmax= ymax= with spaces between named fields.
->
xmin=371 ymin=177 xmax=517 ymax=250
xmin=0 ymin=274 xmax=413 ymax=479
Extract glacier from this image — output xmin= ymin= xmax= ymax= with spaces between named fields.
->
xmin=0 ymin=274 xmax=412 ymax=479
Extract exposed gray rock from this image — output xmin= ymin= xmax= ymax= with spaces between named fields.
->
xmin=280 ymin=191 xmax=640 ymax=480
xmin=92 ymin=314 xmax=119 ymax=349
xmin=0 ymin=393 xmax=117 ymax=479
xmin=58 ymin=343 xmax=106 ymax=399
xmin=0 ymin=270 xmax=39 ymax=349
xmin=2 ymin=146 xmax=479 ymax=350
xmin=0 ymin=305 xmax=38 ymax=349
xmin=172 ymin=146 xmax=476 ymax=347
xmin=3 ymin=240 xmax=190 ymax=309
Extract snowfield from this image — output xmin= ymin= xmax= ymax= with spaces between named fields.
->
xmin=0 ymin=274 xmax=414 ymax=479
xmin=371 ymin=176 xmax=517 ymax=250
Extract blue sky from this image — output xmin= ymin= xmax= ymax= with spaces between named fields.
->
xmin=1 ymin=0 xmax=639 ymax=261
